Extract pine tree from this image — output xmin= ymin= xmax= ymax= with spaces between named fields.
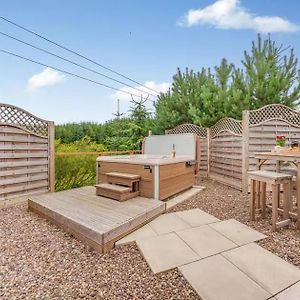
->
xmin=242 ymin=34 xmax=300 ymax=108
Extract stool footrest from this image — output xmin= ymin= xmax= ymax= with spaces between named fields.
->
xmin=276 ymin=219 xmax=291 ymax=229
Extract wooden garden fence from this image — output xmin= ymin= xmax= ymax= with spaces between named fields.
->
xmin=166 ymin=104 xmax=300 ymax=192
xmin=0 ymin=103 xmax=55 ymax=200
xmin=2 ymin=102 xmax=300 ymax=199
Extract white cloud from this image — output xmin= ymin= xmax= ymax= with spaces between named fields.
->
xmin=27 ymin=68 xmax=65 ymax=91
xmin=178 ymin=0 xmax=299 ymax=33
xmin=112 ymin=81 xmax=171 ymax=102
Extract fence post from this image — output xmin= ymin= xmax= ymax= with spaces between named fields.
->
xmin=48 ymin=121 xmax=55 ymax=192
xmin=207 ymin=127 xmax=211 ymax=177
xmin=242 ymin=110 xmax=250 ymax=193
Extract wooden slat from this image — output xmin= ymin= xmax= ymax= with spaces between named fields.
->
xmin=1 ymin=181 xmax=49 ymax=196
xmin=210 ymin=161 xmax=242 ymax=173
xmin=210 ymin=136 xmax=242 ymax=142
xmin=209 ymin=173 xmax=242 ymax=190
xmin=210 ymin=168 xmax=242 ymax=180
xmin=210 ymin=154 xmax=242 ymax=161
xmin=0 ymin=127 xmax=37 ymax=135
xmin=210 ymin=157 xmax=242 ymax=166
xmin=0 ymin=152 xmax=48 ymax=158
xmin=1 ymin=173 xmax=48 ymax=186
xmin=211 ymin=149 xmax=242 ymax=155
xmin=0 ymin=159 xmax=48 ymax=168
xmin=0 ymin=166 xmax=48 ymax=177
xmin=0 ymin=135 xmax=48 ymax=143
xmin=0 ymin=144 xmax=48 ymax=150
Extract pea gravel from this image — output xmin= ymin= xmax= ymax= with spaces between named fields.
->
xmin=2 ymin=177 xmax=300 ymax=299
xmin=0 ymin=204 xmax=200 ymax=300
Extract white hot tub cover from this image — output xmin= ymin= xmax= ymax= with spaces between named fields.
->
xmin=143 ymin=133 xmax=197 ymax=159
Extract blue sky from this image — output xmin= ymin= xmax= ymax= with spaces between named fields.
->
xmin=1 ymin=0 xmax=300 ymax=124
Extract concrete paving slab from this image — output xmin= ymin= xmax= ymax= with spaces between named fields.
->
xmin=115 ymin=224 xmax=158 ymax=246
xmin=136 ymin=232 xmax=199 ymax=274
xmin=223 ymin=243 xmax=300 ymax=295
xmin=148 ymin=213 xmax=191 ymax=235
xmin=166 ymin=187 xmax=204 ymax=209
xmin=179 ymin=255 xmax=271 ymax=300
xmin=176 ymin=225 xmax=237 ymax=258
xmin=175 ymin=208 xmax=219 ymax=227
xmin=275 ymin=281 xmax=300 ymax=300
xmin=209 ymin=219 xmax=267 ymax=246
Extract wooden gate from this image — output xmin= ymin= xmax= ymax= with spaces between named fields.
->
xmin=0 ymin=103 xmax=55 ymax=200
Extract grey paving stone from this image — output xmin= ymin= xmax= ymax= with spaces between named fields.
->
xmin=176 ymin=225 xmax=237 ymax=258
xmin=275 ymin=281 xmax=300 ymax=300
xmin=210 ymin=219 xmax=267 ymax=245
xmin=175 ymin=208 xmax=219 ymax=227
xmin=166 ymin=187 xmax=203 ymax=209
xmin=179 ymin=255 xmax=271 ymax=300
xmin=223 ymin=243 xmax=300 ymax=295
xmin=136 ymin=232 xmax=199 ymax=274
xmin=115 ymin=224 xmax=158 ymax=246
xmin=148 ymin=213 xmax=191 ymax=235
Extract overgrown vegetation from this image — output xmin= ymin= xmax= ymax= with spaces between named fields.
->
xmin=55 ymin=155 xmax=96 ymax=191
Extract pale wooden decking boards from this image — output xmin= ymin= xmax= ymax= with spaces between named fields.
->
xmin=28 ymin=186 xmax=166 ymax=253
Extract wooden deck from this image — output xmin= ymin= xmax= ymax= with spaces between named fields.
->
xmin=28 ymin=186 xmax=166 ymax=253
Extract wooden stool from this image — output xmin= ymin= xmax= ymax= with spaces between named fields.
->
xmin=248 ymin=170 xmax=293 ymax=231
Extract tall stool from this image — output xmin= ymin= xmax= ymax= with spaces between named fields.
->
xmin=248 ymin=170 xmax=292 ymax=231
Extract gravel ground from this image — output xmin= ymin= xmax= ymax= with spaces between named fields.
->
xmin=0 ymin=204 xmax=199 ymax=300
xmin=1 ymin=178 xmax=300 ymax=299
xmin=169 ymin=178 xmax=300 ymax=267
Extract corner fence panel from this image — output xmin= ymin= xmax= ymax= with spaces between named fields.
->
xmin=243 ymin=104 xmax=300 ymax=191
xmin=209 ymin=118 xmax=243 ymax=190
xmin=166 ymin=123 xmax=208 ymax=175
xmin=0 ymin=103 xmax=55 ymax=200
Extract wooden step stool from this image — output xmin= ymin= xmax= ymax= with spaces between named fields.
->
xmin=106 ymin=172 xmax=140 ymax=193
xmin=248 ymin=170 xmax=293 ymax=231
xmin=95 ymin=183 xmax=139 ymax=202
xmin=96 ymin=172 xmax=141 ymax=201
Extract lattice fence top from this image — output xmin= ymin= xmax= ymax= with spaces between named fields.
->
xmin=0 ymin=103 xmax=49 ymax=137
xmin=248 ymin=104 xmax=300 ymax=127
xmin=166 ymin=123 xmax=207 ymax=138
xmin=209 ymin=117 xmax=242 ymax=138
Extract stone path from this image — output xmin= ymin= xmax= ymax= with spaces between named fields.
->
xmin=116 ymin=208 xmax=300 ymax=299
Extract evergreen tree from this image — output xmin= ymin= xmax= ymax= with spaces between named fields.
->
xmin=242 ymin=34 xmax=300 ymax=108
xmin=154 ymin=34 xmax=300 ymax=133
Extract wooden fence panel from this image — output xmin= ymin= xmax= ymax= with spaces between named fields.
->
xmin=0 ymin=103 xmax=54 ymax=200
xmin=248 ymin=120 xmax=300 ymax=171
xmin=209 ymin=118 xmax=243 ymax=190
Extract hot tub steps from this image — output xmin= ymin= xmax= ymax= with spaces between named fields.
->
xmin=95 ymin=183 xmax=139 ymax=202
xmin=106 ymin=172 xmax=141 ymax=191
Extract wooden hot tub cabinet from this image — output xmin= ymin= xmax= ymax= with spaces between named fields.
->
xmin=96 ymin=155 xmax=195 ymax=200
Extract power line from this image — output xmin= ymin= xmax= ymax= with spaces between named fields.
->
xmin=0 ymin=31 xmax=157 ymax=99
xmin=0 ymin=16 xmax=160 ymax=95
xmin=0 ymin=48 xmax=149 ymax=98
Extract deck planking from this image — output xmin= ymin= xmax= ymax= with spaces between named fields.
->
xmin=28 ymin=186 xmax=166 ymax=253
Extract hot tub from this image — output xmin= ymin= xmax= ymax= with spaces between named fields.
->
xmin=96 ymin=154 xmax=196 ymax=200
